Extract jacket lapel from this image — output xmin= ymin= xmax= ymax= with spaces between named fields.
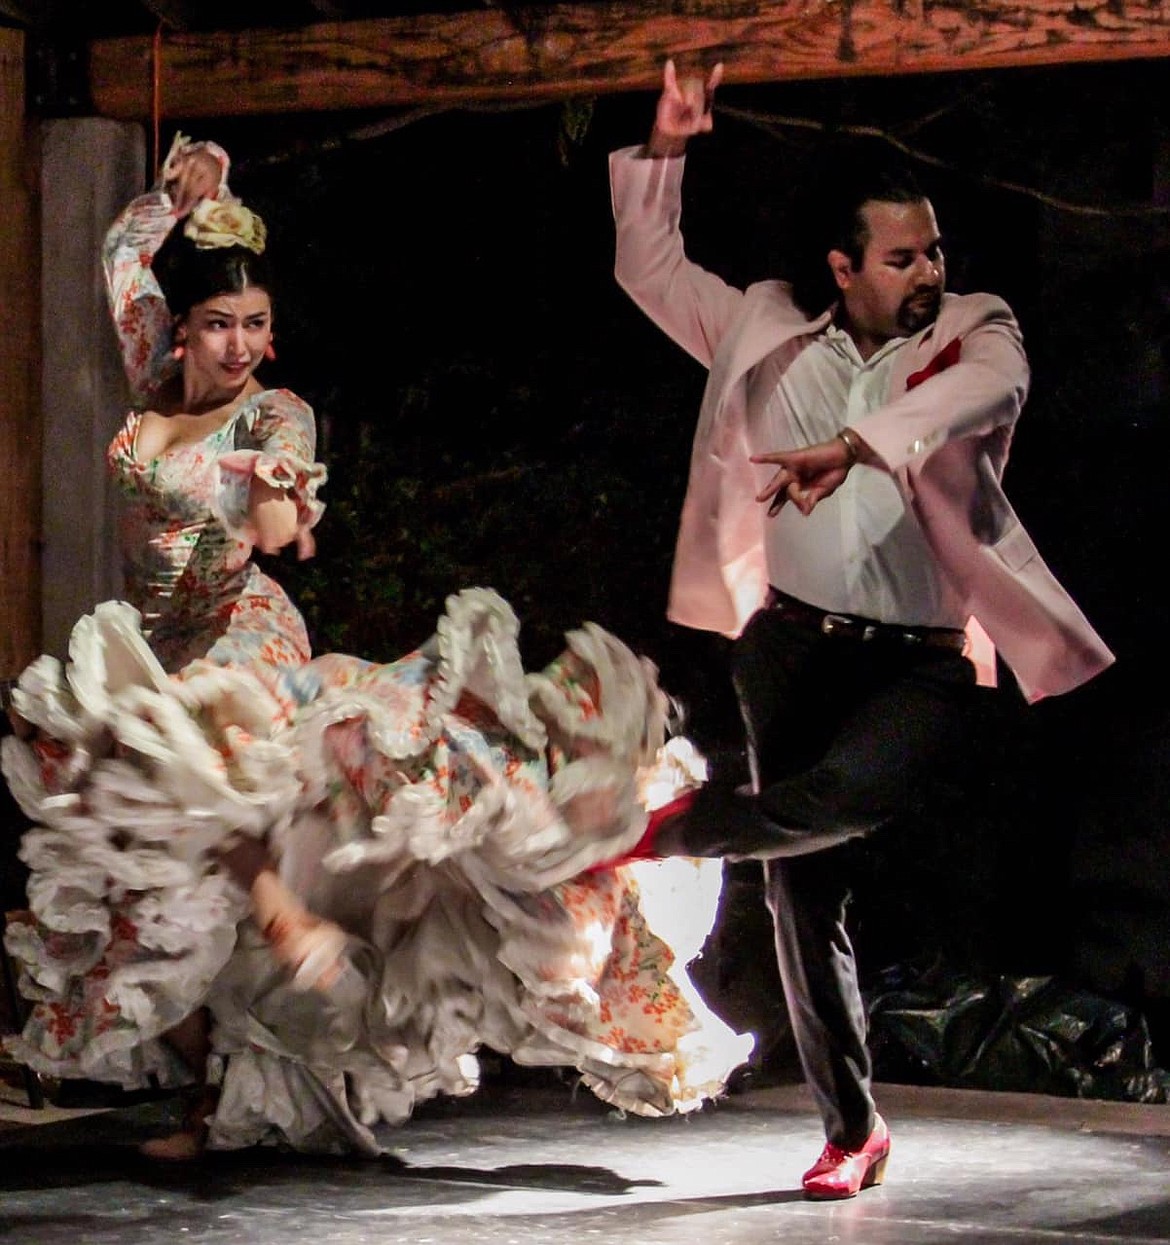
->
xmin=887 ymin=293 xmax=961 ymax=393
xmin=697 ymin=283 xmax=829 ymax=448
xmin=722 ymin=282 xmax=830 ymax=390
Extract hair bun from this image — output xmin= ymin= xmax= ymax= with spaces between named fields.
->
xmin=152 ymin=200 xmax=274 ymax=319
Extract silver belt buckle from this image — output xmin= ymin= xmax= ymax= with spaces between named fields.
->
xmin=821 ymin=613 xmax=853 ymax=638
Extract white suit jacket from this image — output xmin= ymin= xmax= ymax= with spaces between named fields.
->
xmin=610 ymin=146 xmax=1114 ymax=703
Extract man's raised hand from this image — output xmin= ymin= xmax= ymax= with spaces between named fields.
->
xmin=648 ymin=59 xmax=724 ymax=157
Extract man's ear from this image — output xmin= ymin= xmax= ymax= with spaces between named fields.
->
xmin=827 ymin=249 xmax=853 ymax=293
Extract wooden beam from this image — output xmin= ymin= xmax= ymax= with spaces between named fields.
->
xmin=88 ymin=0 xmax=1170 ymax=119
xmin=0 ymin=28 xmax=40 ymax=676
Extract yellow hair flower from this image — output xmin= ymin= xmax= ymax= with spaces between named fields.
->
xmin=184 ymin=198 xmax=267 ymax=254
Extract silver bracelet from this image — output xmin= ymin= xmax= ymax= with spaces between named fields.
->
xmin=837 ymin=427 xmax=862 ymax=464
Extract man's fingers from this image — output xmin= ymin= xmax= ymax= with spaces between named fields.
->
xmin=756 ymin=469 xmax=791 ymax=503
xmin=706 ymin=62 xmax=724 ymax=100
xmin=680 ymin=76 xmax=707 ymax=116
xmin=663 ymin=56 xmax=724 ymax=128
xmin=799 ymin=487 xmax=827 ymax=515
xmin=662 ymin=57 xmax=692 ymax=105
xmin=763 ymin=479 xmax=831 ymax=518
xmin=663 ymin=57 xmax=679 ymax=97
xmin=759 ymin=468 xmax=799 ymax=515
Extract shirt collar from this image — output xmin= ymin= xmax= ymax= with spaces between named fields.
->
xmin=821 ymin=322 xmax=921 ymax=369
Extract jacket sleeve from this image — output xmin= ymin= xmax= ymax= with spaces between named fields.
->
xmin=854 ymin=296 xmax=1029 ymax=472
xmin=610 ymin=146 xmax=745 ymax=370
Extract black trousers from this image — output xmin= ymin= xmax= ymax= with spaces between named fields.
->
xmin=728 ymin=607 xmax=977 ymax=1148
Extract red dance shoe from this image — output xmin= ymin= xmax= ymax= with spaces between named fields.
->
xmin=583 ymin=790 xmax=697 ymax=873
xmin=801 ymin=1114 xmax=890 ymax=1200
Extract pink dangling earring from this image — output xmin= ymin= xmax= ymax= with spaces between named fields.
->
xmin=264 ymin=341 xmax=277 ymax=362
xmin=171 ymin=342 xmax=186 ymax=361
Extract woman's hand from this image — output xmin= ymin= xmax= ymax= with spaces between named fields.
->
xmin=165 ymin=147 xmax=223 ymax=218
xmin=246 ymin=476 xmax=316 ymax=559
xmin=647 ymin=59 xmax=724 ymax=157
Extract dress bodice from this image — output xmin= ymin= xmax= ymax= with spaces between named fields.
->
xmin=105 ymin=394 xmax=326 ymax=680
xmin=109 ymin=409 xmax=252 ymax=629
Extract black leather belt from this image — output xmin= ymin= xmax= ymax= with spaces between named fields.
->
xmin=765 ymin=587 xmax=966 ymax=652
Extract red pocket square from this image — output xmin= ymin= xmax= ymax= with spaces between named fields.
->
xmin=906 ymin=336 xmax=961 ymax=390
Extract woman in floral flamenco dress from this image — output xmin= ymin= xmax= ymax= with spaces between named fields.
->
xmin=2 ymin=137 xmax=751 ymax=1159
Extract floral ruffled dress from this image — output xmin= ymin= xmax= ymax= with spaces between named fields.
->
xmin=2 ymin=140 xmax=751 ymax=1153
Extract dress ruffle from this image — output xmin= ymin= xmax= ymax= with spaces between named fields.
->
xmin=212 ymin=392 xmax=328 ymax=540
xmin=5 ymin=590 xmax=751 ymax=1148
xmin=2 ymin=600 xmax=299 ymax=1087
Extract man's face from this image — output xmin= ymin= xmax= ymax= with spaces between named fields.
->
xmin=830 ymin=198 xmax=945 ymax=355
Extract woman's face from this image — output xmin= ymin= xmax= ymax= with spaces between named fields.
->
xmin=178 ymin=286 xmax=273 ymax=392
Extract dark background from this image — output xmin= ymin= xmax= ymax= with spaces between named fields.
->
xmin=9 ymin=56 xmax=1170 ymax=1092
xmin=237 ymin=59 xmax=1170 ymax=1082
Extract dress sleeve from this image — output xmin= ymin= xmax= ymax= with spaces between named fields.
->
xmin=213 ymin=389 xmax=328 ymax=540
xmin=101 ymin=135 xmax=234 ymax=404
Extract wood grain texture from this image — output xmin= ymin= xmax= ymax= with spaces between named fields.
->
xmin=89 ymin=0 xmax=1170 ymax=119
xmin=0 ymin=28 xmax=40 ymax=676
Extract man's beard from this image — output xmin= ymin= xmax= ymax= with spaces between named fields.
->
xmin=898 ymin=288 xmax=942 ymax=334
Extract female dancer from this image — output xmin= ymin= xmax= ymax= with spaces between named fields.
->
xmin=3 ymin=136 xmax=750 ymax=1158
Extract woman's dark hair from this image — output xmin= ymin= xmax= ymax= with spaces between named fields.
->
xmin=151 ymin=219 xmax=275 ymax=320
xmin=787 ymin=138 xmax=928 ymax=318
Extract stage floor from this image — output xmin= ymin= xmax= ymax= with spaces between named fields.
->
xmin=2 ymin=1080 xmax=1169 ymax=1244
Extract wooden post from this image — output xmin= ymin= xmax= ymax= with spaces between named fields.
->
xmin=0 ymin=29 xmax=39 ymax=680
xmin=40 ymin=120 xmax=144 ymax=658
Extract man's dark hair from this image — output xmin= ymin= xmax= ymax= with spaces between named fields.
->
xmin=152 ymin=219 xmax=275 ymax=320
xmin=788 ymin=139 xmax=928 ymax=317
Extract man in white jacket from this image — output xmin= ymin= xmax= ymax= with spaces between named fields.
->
xmin=610 ymin=61 xmax=1113 ymax=1199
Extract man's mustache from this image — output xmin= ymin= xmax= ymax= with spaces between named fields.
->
xmin=901 ymin=288 xmax=941 ymax=321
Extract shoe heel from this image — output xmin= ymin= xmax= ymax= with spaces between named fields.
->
xmin=863 ymin=1153 xmax=889 ymax=1188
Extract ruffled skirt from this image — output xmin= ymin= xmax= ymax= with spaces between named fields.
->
xmin=3 ymin=589 xmax=751 ymax=1152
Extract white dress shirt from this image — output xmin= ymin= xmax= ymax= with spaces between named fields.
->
xmin=746 ymin=325 xmax=966 ymax=628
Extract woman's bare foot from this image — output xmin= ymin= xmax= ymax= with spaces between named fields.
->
xmin=139 ymin=1085 xmax=218 ymax=1162
xmin=139 ymin=1126 xmax=207 ymax=1162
